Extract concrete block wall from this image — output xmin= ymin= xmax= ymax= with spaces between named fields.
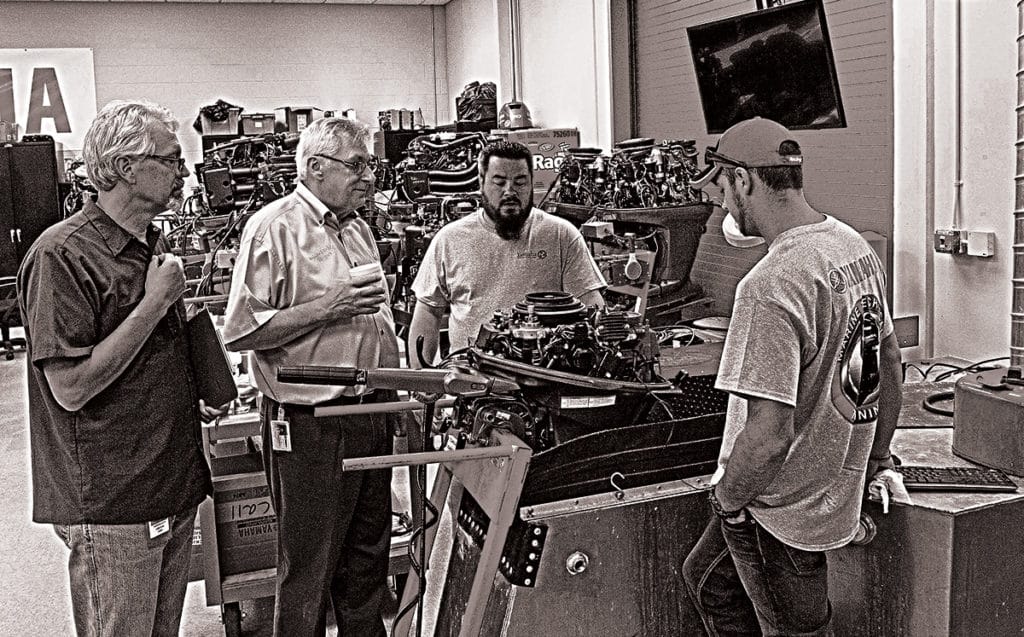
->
xmin=0 ymin=1 xmax=448 ymax=181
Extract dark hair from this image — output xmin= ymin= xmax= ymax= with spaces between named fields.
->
xmin=752 ymin=165 xmax=803 ymax=191
xmin=722 ymin=141 xmax=803 ymax=191
xmin=478 ymin=140 xmax=533 ymax=176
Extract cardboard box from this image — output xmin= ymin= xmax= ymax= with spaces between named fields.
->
xmin=200 ymin=108 xmax=241 ymax=135
xmin=213 ymin=478 xmax=278 ymax=577
xmin=489 ymin=127 xmax=580 ymax=197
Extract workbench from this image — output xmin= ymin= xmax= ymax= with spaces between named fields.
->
xmin=830 ymin=426 xmax=1024 ymax=636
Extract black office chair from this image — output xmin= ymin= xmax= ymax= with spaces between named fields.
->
xmin=0 ymin=277 xmax=25 ymax=360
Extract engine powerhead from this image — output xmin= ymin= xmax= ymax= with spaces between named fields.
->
xmin=473 ymin=291 xmax=661 ymax=384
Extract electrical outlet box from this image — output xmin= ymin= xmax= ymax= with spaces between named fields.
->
xmin=893 ymin=315 xmax=920 ymax=348
xmin=934 ymin=229 xmax=964 ymax=254
xmin=966 ymin=231 xmax=995 ymax=257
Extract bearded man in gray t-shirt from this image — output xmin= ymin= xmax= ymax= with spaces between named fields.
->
xmin=408 ymin=140 xmax=606 ymax=367
xmin=680 ymin=118 xmax=904 ymax=636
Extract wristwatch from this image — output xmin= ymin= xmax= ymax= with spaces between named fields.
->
xmin=708 ymin=489 xmax=744 ymax=520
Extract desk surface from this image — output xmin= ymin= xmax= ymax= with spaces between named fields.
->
xmin=890 ymin=428 xmax=1024 ymax=514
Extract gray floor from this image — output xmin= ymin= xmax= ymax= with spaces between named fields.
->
xmin=0 ymin=346 xmax=272 ymax=635
xmin=0 ymin=342 xmax=437 ymax=636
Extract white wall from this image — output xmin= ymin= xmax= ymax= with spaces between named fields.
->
xmin=444 ymin=0 xmax=500 ymax=109
xmin=894 ymin=0 xmax=1016 ymax=361
xmin=514 ymin=0 xmax=613 ymax=148
xmin=0 ymin=1 xmax=446 ymax=180
xmin=443 ymin=0 xmax=612 ymax=148
xmin=892 ymin=0 xmax=931 ymax=361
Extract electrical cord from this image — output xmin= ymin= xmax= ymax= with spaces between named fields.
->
xmin=392 ymin=464 xmax=439 ymax=632
xmin=922 ymin=362 xmax=961 ymax=379
xmin=195 ymin=201 xmax=253 ymax=297
xmin=902 ymin=362 xmax=927 ymax=382
xmin=932 ymin=356 xmax=1009 ymax=382
xmin=922 ymin=390 xmax=955 ymax=417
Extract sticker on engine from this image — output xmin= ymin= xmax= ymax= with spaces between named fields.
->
xmin=560 ymin=396 xmax=616 ymax=409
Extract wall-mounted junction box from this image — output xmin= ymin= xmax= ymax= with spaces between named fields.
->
xmin=966 ymin=231 xmax=995 ymax=257
xmin=934 ymin=229 xmax=995 ymax=257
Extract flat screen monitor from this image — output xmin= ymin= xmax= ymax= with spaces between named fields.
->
xmin=687 ymin=0 xmax=846 ymax=134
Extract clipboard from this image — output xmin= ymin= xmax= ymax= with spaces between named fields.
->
xmin=187 ymin=308 xmax=239 ymax=407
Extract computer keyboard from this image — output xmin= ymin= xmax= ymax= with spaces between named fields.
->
xmin=895 ymin=465 xmax=1019 ymax=493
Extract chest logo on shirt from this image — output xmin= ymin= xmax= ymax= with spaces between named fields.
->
xmin=518 ymin=250 xmax=547 ymax=260
xmin=828 ymin=269 xmax=847 ymax=293
xmin=831 ymin=294 xmax=883 ymax=423
xmin=310 ymin=245 xmax=334 ymax=262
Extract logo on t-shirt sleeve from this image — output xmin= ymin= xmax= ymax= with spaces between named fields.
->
xmin=831 ymin=295 xmax=883 ymax=423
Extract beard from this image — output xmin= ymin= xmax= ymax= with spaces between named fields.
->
xmin=482 ymin=191 xmax=534 ymax=241
xmin=731 ymin=196 xmax=759 ymax=238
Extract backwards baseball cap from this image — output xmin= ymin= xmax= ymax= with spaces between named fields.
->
xmin=691 ymin=117 xmax=803 ymax=189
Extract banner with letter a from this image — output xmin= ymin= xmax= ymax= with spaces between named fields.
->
xmin=0 ymin=48 xmax=97 ymax=152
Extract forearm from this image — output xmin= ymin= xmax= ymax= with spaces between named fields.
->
xmin=407 ymin=302 xmax=444 ymax=369
xmin=870 ymin=332 xmax=903 ymax=462
xmin=44 ymin=300 xmax=166 ymax=411
xmin=715 ymin=398 xmax=794 ymax=511
xmin=226 ymin=297 xmax=330 ymax=352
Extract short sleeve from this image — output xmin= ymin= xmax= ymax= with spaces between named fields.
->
xmin=221 ymin=225 xmax=284 ymax=344
xmin=410 ymin=233 xmax=450 ymax=309
xmin=19 ymin=245 xmax=96 ymax=364
xmin=715 ymin=298 xmax=801 ymax=407
xmin=561 ymin=228 xmax=606 ymax=297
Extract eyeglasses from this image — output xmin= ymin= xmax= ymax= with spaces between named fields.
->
xmin=704 ymin=147 xmax=749 ymax=170
xmin=143 ymin=154 xmax=187 ymax=171
xmin=315 ymin=154 xmax=374 ymax=174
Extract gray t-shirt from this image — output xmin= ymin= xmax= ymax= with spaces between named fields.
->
xmin=412 ymin=207 xmax=606 ymax=351
xmin=715 ymin=215 xmax=894 ymax=551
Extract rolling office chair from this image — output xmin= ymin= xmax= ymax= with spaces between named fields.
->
xmin=0 ymin=277 xmax=25 ymax=360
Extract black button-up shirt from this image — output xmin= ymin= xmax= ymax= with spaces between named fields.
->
xmin=18 ymin=198 xmax=211 ymax=524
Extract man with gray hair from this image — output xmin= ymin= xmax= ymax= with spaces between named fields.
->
xmin=17 ymin=99 xmax=219 ymax=635
xmin=223 ymin=116 xmax=399 ymax=636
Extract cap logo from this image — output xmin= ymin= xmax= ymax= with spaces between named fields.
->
xmin=780 ymin=155 xmax=803 ymax=165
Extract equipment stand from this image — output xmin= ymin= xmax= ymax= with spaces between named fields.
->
xmin=342 ymin=430 xmax=532 ymax=637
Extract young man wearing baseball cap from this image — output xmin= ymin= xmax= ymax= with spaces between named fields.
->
xmin=681 ymin=117 xmax=904 ymax=635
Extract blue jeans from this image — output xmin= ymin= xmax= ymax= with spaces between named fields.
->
xmin=682 ymin=514 xmax=833 ymax=636
xmin=53 ymin=505 xmax=198 ymax=637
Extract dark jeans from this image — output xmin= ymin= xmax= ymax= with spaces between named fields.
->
xmin=682 ymin=514 xmax=833 ymax=636
xmin=261 ymin=395 xmax=394 ymax=637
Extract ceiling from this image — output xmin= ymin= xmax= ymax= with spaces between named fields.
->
xmin=11 ymin=0 xmax=450 ymax=4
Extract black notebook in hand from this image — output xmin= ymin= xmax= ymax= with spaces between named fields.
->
xmin=187 ymin=308 xmax=239 ymax=407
